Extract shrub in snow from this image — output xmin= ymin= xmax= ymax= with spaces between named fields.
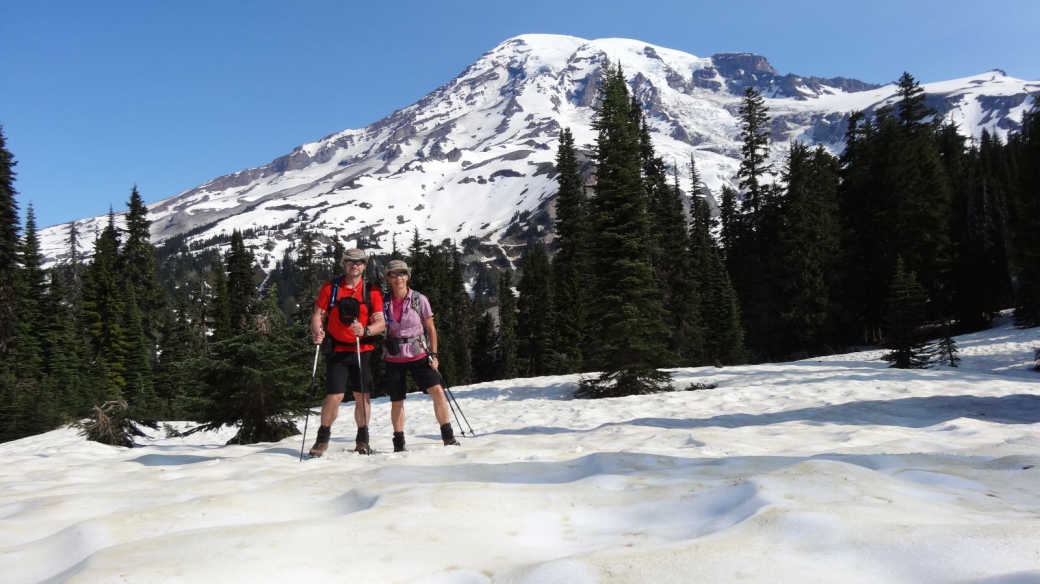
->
xmin=77 ymin=400 xmax=158 ymax=448
xmin=576 ymin=368 xmax=673 ymax=399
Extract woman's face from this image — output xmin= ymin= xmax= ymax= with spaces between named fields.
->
xmin=388 ymin=271 xmax=409 ymax=291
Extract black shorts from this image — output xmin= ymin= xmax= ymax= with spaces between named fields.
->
xmin=384 ymin=359 xmax=442 ymax=402
xmin=326 ymin=351 xmax=374 ymax=395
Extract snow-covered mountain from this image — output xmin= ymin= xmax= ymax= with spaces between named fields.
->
xmin=38 ymin=34 xmax=1039 ymax=269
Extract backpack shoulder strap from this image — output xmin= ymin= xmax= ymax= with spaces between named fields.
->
xmin=327 ymin=277 xmax=340 ymax=311
xmin=411 ymin=291 xmax=422 ymax=315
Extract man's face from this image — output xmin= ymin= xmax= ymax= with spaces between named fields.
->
xmin=344 ymin=259 xmax=366 ymax=277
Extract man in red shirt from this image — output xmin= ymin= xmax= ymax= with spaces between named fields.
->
xmin=308 ymin=249 xmax=385 ymax=457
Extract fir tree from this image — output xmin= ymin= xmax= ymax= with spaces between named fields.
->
xmin=691 ymin=198 xmax=747 ymax=366
xmin=0 ymin=125 xmax=19 ymax=353
xmin=121 ymin=282 xmax=161 ymax=421
xmin=13 ymin=203 xmax=44 ymax=383
xmin=895 ymin=72 xmax=934 ymax=132
xmin=40 ymin=270 xmax=84 ymax=420
xmin=882 ymin=257 xmax=930 ymax=369
xmin=61 ymin=220 xmax=85 ymax=315
xmin=776 ymin=143 xmax=842 ymax=353
xmin=121 ymin=186 xmax=166 ymax=345
xmin=579 ymin=64 xmax=672 ymax=396
xmin=495 ymin=270 xmax=518 ymax=380
xmin=155 ymin=289 xmax=202 ymax=418
xmin=191 ymin=287 xmax=310 ymax=445
xmin=225 ymin=230 xmax=256 ymax=334
xmin=516 ymin=244 xmax=555 ymax=376
xmin=471 ymin=305 xmax=498 ymax=383
xmin=550 ymin=127 xmax=589 ymax=373
xmin=933 ymin=320 xmax=961 ymax=368
xmin=210 ymin=264 xmax=232 ymax=344
xmin=1010 ymin=106 xmax=1040 ymax=326
xmin=737 ymin=87 xmax=772 ymax=218
xmin=294 ymin=230 xmax=326 ymax=323
xmin=82 ymin=210 xmax=127 ymax=402
xmin=447 ymin=248 xmax=473 ymax=384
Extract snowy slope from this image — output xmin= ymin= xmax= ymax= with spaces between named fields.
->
xmin=1 ymin=318 xmax=1038 ymax=583
xmin=36 ymin=35 xmax=1039 ymax=271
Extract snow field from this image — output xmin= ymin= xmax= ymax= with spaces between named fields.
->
xmin=1 ymin=317 xmax=1038 ymax=582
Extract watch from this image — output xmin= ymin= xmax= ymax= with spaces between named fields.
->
xmin=363 ymin=326 xmax=370 ymax=336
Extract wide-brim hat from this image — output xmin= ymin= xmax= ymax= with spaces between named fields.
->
xmin=342 ymin=248 xmax=368 ymax=263
xmin=384 ymin=259 xmax=411 ymax=277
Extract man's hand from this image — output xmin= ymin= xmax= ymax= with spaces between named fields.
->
xmin=312 ymin=328 xmax=325 ymax=346
xmin=350 ymin=321 xmax=365 ymax=336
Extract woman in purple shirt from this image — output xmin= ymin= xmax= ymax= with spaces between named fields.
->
xmin=381 ymin=259 xmax=460 ymax=452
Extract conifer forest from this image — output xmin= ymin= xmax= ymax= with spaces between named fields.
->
xmin=1 ymin=68 xmax=1038 ymax=444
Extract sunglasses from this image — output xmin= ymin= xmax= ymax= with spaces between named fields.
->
xmin=344 ymin=260 xmax=366 ymax=267
xmin=387 ymin=272 xmax=408 ymax=279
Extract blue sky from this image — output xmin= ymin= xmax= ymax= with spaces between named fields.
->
xmin=2 ymin=0 xmax=1037 ymax=229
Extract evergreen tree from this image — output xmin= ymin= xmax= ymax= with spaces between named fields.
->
xmin=471 ymin=304 xmax=498 ymax=383
xmin=690 ymin=196 xmax=747 ymax=365
xmin=895 ymin=72 xmax=935 ymax=132
xmin=0 ymin=125 xmax=19 ymax=353
xmin=191 ymin=287 xmax=310 ymax=445
xmin=836 ymin=111 xmax=890 ymax=342
xmin=225 ymin=230 xmax=256 ymax=334
xmin=447 ymin=248 xmax=473 ymax=384
xmin=121 ymin=282 xmax=160 ymax=421
xmin=933 ymin=320 xmax=961 ymax=368
xmin=728 ymin=87 xmax=784 ymax=360
xmin=155 ymin=289 xmax=202 ymax=418
xmin=882 ymin=257 xmax=930 ymax=369
xmin=293 ymin=229 xmax=324 ymax=320
xmin=121 ymin=186 xmax=166 ymax=346
xmin=13 ymin=203 xmax=44 ymax=383
xmin=516 ymin=244 xmax=555 ymax=376
xmin=736 ymin=87 xmax=772 ymax=218
xmin=579 ymin=64 xmax=672 ymax=396
xmin=210 ymin=264 xmax=232 ymax=344
xmin=495 ymin=270 xmax=518 ymax=380
xmin=39 ymin=270 xmax=83 ymax=421
xmin=776 ymin=143 xmax=842 ymax=353
xmin=61 ymin=221 xmax=85 ymax=317
xmin=550 ymin=127 xmax=589 ymax=373
xmin=1010 ymin=106 xmax=1040 ymax=326
xmin=82 ymin=210 xmax=127 ymax=402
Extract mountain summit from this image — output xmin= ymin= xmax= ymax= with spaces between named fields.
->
xmin=39 ymin=34 xmax=1039 ymax=268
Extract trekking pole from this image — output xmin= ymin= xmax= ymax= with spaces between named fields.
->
xmin=355 ymin=335 xmax=368 ymax=438
xmin=438 ymin=370 xmax=466 ymax=437
xmin=441 ymin=377 xmax=475 ymax=437
xmin=431 ymin=366 xmax=474 ymax=437
xmin=299 ymin=344 xmax=322 ymax=462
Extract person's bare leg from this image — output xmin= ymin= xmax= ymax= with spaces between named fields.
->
xmin=353 ymin=392 xmax=370 ymax=427
xmin=391 ymin=400 xmax=406 ymax=432
xmin=320 ymin=393 xmax=345 ymax=427
xmin=426 ymin=385 xmax=450 ymax=426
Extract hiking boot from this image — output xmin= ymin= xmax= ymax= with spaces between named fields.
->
xmin=440 ymin=423 xmax=460 ymax=447
xmin=393 ymin=432 xmax=406 ymax=453
xmin=355 ymin=426 xmax=371 ymax=455
xmin=308 ymin=426 xmax=332 ymax=458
